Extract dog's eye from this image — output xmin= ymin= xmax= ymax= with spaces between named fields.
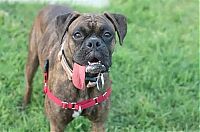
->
xmin=73 ymin=32 xmax=83 ymax=39
xmin=104 ymin=32 xmax=112 ymax=38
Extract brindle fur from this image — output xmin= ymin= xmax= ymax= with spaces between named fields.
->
xmin=23 ymin=5 xmax=127 ymax=132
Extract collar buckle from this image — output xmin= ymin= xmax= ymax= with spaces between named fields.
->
xmin=93 ymin=97 xmax=98 ymax=105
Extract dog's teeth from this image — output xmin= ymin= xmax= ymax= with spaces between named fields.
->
xmin=88 ymin=61 xmax=102 ymax=66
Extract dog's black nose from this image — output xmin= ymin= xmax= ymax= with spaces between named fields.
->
xmin=86 ymin=38 xmax=101 ymax=49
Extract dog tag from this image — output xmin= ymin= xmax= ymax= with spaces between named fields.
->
xmin=72 ymin=106 xmax=82 ymax=118
xmin=72 ymin=111 xmax=81 ymax=118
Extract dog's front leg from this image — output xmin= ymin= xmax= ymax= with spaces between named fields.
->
xmin=91 ymin=122 xmax=105 ymax=132
xmin=45 ymin=97 xmax=74 ymax=132
xmin=49 ymin=120 xmax=66 ymax=132
xmin=48 ymin=111 xmax=74 ymax=132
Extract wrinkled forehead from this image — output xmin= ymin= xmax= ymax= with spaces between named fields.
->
xmin=68 ymin=14 xmax=115 ymax=32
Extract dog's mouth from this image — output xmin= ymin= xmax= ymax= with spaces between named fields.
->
xmin=86 ymin=57 xmax=106 ymax=74
xmin=85 ymin=57 xmax=107 ymax=88
xmin=88 ymin=57 xmax=99 ymax=64
xmin=72 ymin=57 xmax=106 ymax=89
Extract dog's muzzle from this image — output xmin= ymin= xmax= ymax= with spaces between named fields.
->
xmin=58 ymin=42 xmax=107 ymax=90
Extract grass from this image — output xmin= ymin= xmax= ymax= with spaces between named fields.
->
xmin=0 ymin=0 xmax=199 ymax=131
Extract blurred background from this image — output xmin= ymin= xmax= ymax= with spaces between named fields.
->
xmin=0 ymin=0 xmax=199 ymax=131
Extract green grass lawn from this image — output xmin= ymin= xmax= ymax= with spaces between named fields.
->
xmin=0 ymin=0 xmax=199 ymax=131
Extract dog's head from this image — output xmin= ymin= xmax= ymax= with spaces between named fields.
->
xmin=56 ymin=12 xmax=127 ymax=70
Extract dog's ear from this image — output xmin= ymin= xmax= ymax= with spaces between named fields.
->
xmin=56 ymin=12 xmax=80 ymax=43
xmin=104 ymin=12 xmax=127 ymax=45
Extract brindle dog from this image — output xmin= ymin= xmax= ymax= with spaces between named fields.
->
xmin=23 ymin=5 xmax=127 ymax=132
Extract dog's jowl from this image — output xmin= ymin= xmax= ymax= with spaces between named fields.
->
xmin=23 ymin=5 xmax=127 ymax=132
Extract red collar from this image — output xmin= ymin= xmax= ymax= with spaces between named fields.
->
xmin=43 ymin=86 xmax=111 ymax=111
xmin=43 ymin=63 xmax=112 ymax=111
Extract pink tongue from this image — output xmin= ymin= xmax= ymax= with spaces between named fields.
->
xmin=72 ymin=63 xmax=86 ymax=90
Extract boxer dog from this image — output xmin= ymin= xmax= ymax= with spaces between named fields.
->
xmin=23 ymin=5 xmax=127 ymax=132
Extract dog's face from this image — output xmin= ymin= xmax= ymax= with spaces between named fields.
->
xmin=69 ymin=14 xmax=116 ymax=69
xmin=56 ymin=12 xmax=127 ymax=70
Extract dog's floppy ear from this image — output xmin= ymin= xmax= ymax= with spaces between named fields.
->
xmin=104 ymin=12 xmax=127 ymax=45
xmin=56 ymin=12 xmax=80 ymax=43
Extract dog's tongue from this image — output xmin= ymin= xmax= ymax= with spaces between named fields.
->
xmin=72 ymin=63 xmax=86 ymax=90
